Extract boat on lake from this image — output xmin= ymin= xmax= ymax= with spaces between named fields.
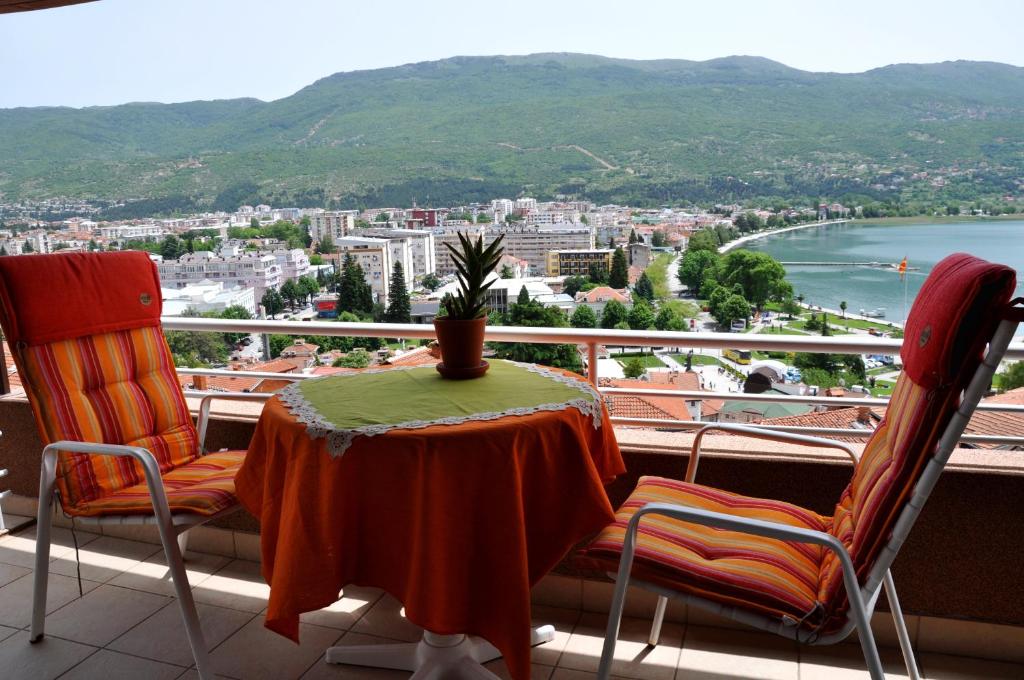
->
xmin=859 ymin=307 xmax=886 ymax=318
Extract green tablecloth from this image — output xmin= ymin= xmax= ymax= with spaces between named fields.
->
xmin=276 ymin=359 xmax=602 ymax=456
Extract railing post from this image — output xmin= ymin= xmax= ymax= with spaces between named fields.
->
xmin=0 ymin=341 xmax=9 ymax=395
xmin=588 ymin=342 xmax=598 ymax=386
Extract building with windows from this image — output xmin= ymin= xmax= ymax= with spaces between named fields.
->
xmin=428 ymin=225 xmax=487 ymax=276
xmin=308 ymin=210 xmax=358 ymax=245
xmin=361 ymin=228 xmax=436 ymax=283
xmin=486 ymin=223 xmax=594 ymax=273
xmin=545 ymin=248 xmax=613 ymax=277
xmin=161 ymin=281 xmax=257 ymax=317
xmin=335 ymin=236 xmax=395 ymax=305
xmin=271 ymin=248 xmax=311 ymax=282
xmin=96 ymin=224 xmax=164 ymax=240
xmin=157 ymin=251 xmax=282 ymax=299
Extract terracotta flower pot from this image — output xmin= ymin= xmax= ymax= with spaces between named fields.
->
xmin=433 ymin=316 xmax=488 ymax=378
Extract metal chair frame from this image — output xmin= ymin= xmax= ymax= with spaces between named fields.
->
xmin=30 ymin=392 xmax=270 ymax=680
xmin=598 ymin=317 xmax=1020 ymax=680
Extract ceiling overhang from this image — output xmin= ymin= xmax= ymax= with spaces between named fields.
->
xmin=0 ymin=0 xmax=97 ymax=14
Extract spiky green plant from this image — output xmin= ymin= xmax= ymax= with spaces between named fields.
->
xmin=440 ymin=233 xmax=505 ymax=320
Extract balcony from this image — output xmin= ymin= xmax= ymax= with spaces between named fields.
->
xmin=1 ymin=320 xmax=1023 ymax=679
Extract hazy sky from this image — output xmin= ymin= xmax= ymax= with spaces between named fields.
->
xmin=2 ymin=0 xmax=1023 ymax=109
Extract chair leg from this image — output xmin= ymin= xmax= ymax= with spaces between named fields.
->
xmin=648 ymin=595 xmax=668 ymax=645
xmin=177 ymin=527 xmax=190 ymax=560
xmin=30 ymin=454 xmax=58 ymax=643
xmin=884 ymin=570 xmax=921 ymax=680
xmin=850 ymin=594 xmax=886 ymax=680
xmin=157 ymin=522 xmax=212 ymax=679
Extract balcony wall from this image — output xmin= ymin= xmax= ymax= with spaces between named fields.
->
xmin=2 ymin=394 xmax=1023 ymax=629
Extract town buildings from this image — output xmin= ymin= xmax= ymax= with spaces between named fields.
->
xmin=546 ymin=248 xmax=613 ymax=277
xmin=157 ymin=250 xmax=282 ymax=299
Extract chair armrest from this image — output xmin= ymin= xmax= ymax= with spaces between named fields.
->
xmin=41 ymin=440 xmax=171 ymax=516
xmin=195 ymin=392 xmax=274 ymax=452
xmin=620 ymin=501 xmax=865 ymax=626
xmin=686 ymin=423 xmax=860 ymax=483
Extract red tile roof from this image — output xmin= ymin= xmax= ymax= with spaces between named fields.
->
xmin=605 ymin=373 xmax=705 ymax=422
xmin=2 ymin=341 xmax=22 ymax=392
xmin=384 ymin=344 xmax=442 ymax=367
xmin=757 ymin=406 xmax=878 ymax=442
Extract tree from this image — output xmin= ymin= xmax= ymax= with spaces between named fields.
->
xmin=334 ymin=349 xmax=370 ymax=368
xmin=588 ymin=262 xmax=608 ymax=284
xmin=627 ymin=299 xmax=656 ymax=330
xmin=375 ymin=212 xmax=390 ymax=223
xmin=687 ymin=230 xmax=719 ymax=253
xmin=217 ymin=305 xmax=253 ymax=345
xmin=160 ymin=235 xmax=182 ymax=260
xmin=717 ymin=250 xmax=791 ymax=309
xmin=634 ymin=272 xmax=655 ymax=302
xmin=337 ymin=254 xmax=373 ymax=316
xmin=384 ymin=261 xmax=411 ymax=323
xmin=490 ymin=296 xmax=582 ymax=372
xmin=628 ymin=229 xmax=639 ymax=244
xmin=712 ymin=294 xmax=750 ymax=327
xmin=280 ymin=279 xmax=301 ymax=309
xmin=677 ymin=249 xmax=719 ymax=294
xmin=268 ymin=334 xmax=292 ymax=358
xmin=0 ymin=245 xmax=7 ymax=257
xmin=839 ymin=301 xmax=848 ymax=318
xmin=781 ymin=296 xmax=801 ymax=319
xmin=563 ymin=275 xmax=588 ymax=298
xmin=261 ymin=289 xmax=285 ymax=319
xmin=309 ymin=254 xmax=324 ymax=265
xmin=22 ymin=239 xmax=34 ymax=253
xmin=654 ymin=305 xmax=687 ymax=331
xmin=317 ymin=233 xmax=337 ymax=254
xmin=298 ymin=275 xmax=320 ymax=304
xmin=1001 ymin=362 xmax=1024 ymax=390
xmin=570 ymin=304 xmax=597 ymax=329
xmin=651 ymin=230 xmax=667 ymax=247
xmin=250 ymin=217 xmax=260 ymax=228
xmin=164 ymin=309 xmax=230 ymax=366
xmin=421 ymin=273 xmax=441 ymax=291
xmin=600 ymin=299 xmax=627 ymax=329
xmin=608 ymin=247 xmax=629 ymax=289
xmin=623 ymin=357 xmax=646 ymax=379
xmin=500 ymin=264 xmax=515 ymax=279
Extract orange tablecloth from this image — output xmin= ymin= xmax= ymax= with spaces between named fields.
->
xmin=235 ymin=366 xmax=624 ymax=680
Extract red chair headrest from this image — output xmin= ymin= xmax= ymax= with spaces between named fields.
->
xmin=901 ymin=253 xmax=1016 ymax=389
xmin=0 ymin=251 xmax=163 ymax=347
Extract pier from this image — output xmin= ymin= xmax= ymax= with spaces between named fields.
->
xmin=779 ymin=261 xmax=920 ymax=269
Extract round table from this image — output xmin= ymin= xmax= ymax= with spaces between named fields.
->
xmin=236 ymin=359 xmax=624 ymax=680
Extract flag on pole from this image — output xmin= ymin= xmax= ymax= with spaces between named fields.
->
xmin=897 ymin=256 xmax=908 ymax=281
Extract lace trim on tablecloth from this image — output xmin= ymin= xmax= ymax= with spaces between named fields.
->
xmin=275 ymin=361 xmax=604 ymax=458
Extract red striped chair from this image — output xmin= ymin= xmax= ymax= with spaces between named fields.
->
xmin=0 ymin=251 xmax=270 ymax=680
xmin=586 ymin=254 xmax=1022 ymax=680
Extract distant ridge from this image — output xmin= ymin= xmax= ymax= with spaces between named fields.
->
xmin=1 ymin=53 xmax=1022 ymax=213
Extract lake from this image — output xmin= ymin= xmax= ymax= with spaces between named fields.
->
xmin=742 ymin=219 xmax=1024 ymax=332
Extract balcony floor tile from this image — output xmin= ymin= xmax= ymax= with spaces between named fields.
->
xmin=0 ymin=571 xmax=102 ymax=629
xmin=41 ymin=583 xmax=170 ymax=647
xmin=208 ymin=616 xmax=342 ymax=680
xmin=108 ymin=549 xmax=231 ymax=598
xmin=108 ymin=599 xmax=254 ymax=668
xmin=57 ymin=647 xmax=183 ymax=680
xmin=676 ymin=625 xmax=798 ymax=679
xmin=0 ymin=630 xmax=96 ymax=680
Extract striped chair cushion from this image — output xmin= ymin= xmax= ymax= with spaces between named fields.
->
xmin=18 ymin=325 xmax=200 ymax=512
xmin=586 ymin=476 xmax=829 ymax=624
xmin=72 ymin=450 xmax=245 ymax=517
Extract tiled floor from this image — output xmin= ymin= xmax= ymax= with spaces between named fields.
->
xmin=0 ymin=525 xmax=1021 ymax=679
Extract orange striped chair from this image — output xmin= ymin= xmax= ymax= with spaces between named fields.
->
xmin=0 ymin=251 xmax=269 ymax=680
xmin=586 ymin=254 xmax=1022 ymax=680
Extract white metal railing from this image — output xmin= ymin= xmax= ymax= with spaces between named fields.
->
xmin=163 ymin=317 xmax=1024 ymax=447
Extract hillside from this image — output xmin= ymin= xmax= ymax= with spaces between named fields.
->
xmin=2 ymin=53 xmax=1023 ymax=212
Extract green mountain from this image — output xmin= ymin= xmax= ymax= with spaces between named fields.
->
xmin=2 ymin=54 xmax=1023 ymax=212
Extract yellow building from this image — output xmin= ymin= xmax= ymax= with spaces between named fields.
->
xmin=545 ymin=249 xmax=613 ymax=277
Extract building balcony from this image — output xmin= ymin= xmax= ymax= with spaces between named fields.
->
xmin=1 ymin=321 xmax=1023 ymax=679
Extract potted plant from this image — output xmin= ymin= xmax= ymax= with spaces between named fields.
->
xmin=433 ymin=232 xmax=504 ymax=378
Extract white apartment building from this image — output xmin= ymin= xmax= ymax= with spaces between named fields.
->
xmin=157 ymin=251 xmax=282 ymax=300
xmin=514 ymin=197 xmax=537 ymax=212
xmin=525 ymin=210 xmax=582 ymax=226
xmin=0 ymin=238 xmax=23 ymax=256
xmin=271 ymin=248 xmax=311 ymax=282
xmin=428 ymin=225 xmax=487 ymax=276
xmin=161 ymin=282 xmax=257 ymax=317
xmin=362 ymin=228 xmax=436 ymax=282
xmin=97 ymin=224 xmax=164 ymax=240
xmin=308 ymin=210 xmax=358 ymax=245
xmin=335 ymin=236 xmax=394 ymax=305
xmin=485 ymin=223 xmax=594 ymax=273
